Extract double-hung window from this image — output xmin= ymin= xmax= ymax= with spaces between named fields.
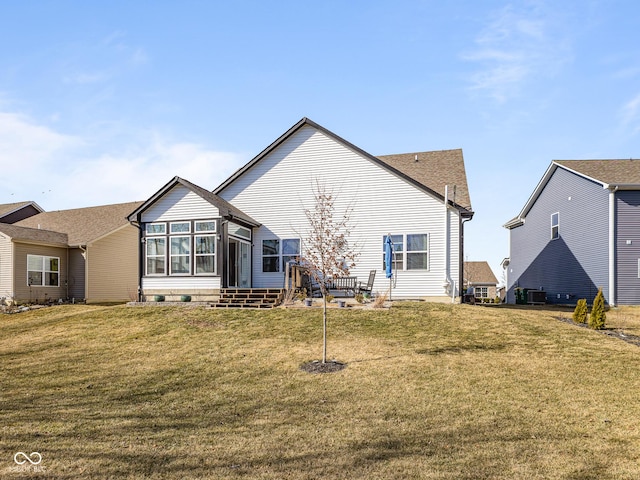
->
xmin=262 ymin=239 xmax=280 ymax=272
xmin=195 ymin=235 xmax=216 ymax=274
xmin=146 ymin=223 xmax=166 ymax=275
xmin=551 ymin=212 xmax=559 ymax=240
xmin=282 ymin=239 xmax=301 ymax=270
xmin=262 ymin=238 xmax=301 ymax=272
xmin=170 ymin=222 xmax=191 ymax=275
xmin=407 ymin=234 xmax=429 ymax=270
xmin=383 ymin=233 xmax=429 ymax=271
xmin=27 ymin=255 xmax=59 ymax=286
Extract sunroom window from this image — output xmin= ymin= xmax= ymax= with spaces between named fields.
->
xmin=170 ymin=236 xmax=191 ymax=274
xmin=195 ymin=235 xmax=216 ymax=274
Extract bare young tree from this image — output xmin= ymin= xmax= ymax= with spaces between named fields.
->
xmin=301 ymin=181 xmax=359 ymax=364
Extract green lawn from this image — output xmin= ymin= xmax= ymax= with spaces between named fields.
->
xmin=1 ymin=302 xmax=640 ymax=479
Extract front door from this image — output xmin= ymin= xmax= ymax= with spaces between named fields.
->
xmin=228 ymin=238 xmax=251 ymax=288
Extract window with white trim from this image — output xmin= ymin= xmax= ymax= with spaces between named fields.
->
xmin=195 ymin=235 xmax=216 ymax=274
xmin=383 ymin=234 xmax=429 ymax=271
xmin=282 ymin=239 xmax=301 ymax=270
xmin=407 ymin=234 xmax=429 ymax=270
xmin=170 ymin=236 xmax=191 ymax=274
xmin=144 ymin=219 xmax=219 ymax=276
xmin=551 ymin=212 xmax=559 ymax=240
xmin=195 ymin=221 xmax=216 ymax=233
xmin=170 ymin=222 xmax=191 ymax=234
xmin=146 ymin=223 xmax=166 ymax=235
xmin=262 ymin=238 xmax=300 ymax=272
xmin=146 ymin=237 xmax=166 ymax=275
xmin=475 ymin=286 xmax=488 ymax=298
xmin=262 ymin=239 xmax=280 ymax=272
xmin=27 ymin=254 xmax=59 ymax=286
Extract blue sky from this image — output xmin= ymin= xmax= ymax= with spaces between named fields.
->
xmin=1 ymin=1 xmax=640 ymax=280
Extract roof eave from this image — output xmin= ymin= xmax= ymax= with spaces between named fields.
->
xmin=213 ymin=117 xmax=474 ymax=216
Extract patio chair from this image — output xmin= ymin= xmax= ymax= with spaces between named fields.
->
xmin=356 ymin=270 xmax=376 ymax=296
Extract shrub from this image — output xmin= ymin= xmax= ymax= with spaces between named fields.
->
xmin=573 ymin=299 xmax=588 ymax=324
xmin=589 ymin=289 xmax=606 ymax=330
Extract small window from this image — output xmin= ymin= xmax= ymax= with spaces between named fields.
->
xmin=195 ymin=220 xmax=216 ymax=233
xmin=146 ymin=223 xmax=166 ymax=235
xmin=262 ymin=239 xmax=280 ymax=272
xmin=475 ymin=286 xmax=488 ymax=298
xmin=171 ymin=222 xmax=191 ymax=234
xmin=282 ymin=238 xmax=301 ymax=270
xmin=229 ymin=222 xmax=251 ymax=240
xmin=551 ymin=212 xmax=559 ymax=240
xmin=27 ymin=255 xmax=59 ymax=286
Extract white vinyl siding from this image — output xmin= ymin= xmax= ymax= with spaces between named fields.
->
xmin=0 ymin=235 xmax=13 ymax=299
xmin=140 ymin=184 xmax=222 ymax=293
xmin=218 ymin=125 xmax=460 ymax=299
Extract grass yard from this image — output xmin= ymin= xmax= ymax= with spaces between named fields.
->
xmin=1 ymin=302 xmax=640 ymax=479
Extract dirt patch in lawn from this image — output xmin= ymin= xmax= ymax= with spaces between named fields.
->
xmin=300 ymin=360 xmax=347 ymax=374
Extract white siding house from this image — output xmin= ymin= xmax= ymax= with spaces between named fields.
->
xmin=129 ymin=118 xmax=473 ymax=302
xmin=214 ymin=118 xmax=473 ymax=301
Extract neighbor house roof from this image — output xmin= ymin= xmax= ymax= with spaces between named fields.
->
xmin=463 ymin=261 xmax=498 ymax=286
xmin=214 ymin=117 xmax=473 ymax=217
xmin=504 ymin=159 xmax=640 ymax=229
xmin=0 ymin=223 xmax=68 ymax=246
xmin=127 ymin=177 xmax=260 ymax=227
xmin=16 ymin=201 xmax=144 ymax=247
xmin=554 ymin=159 xmax=640 ymax=186
xmin=0 ymin=201 xmax=44 ymax=220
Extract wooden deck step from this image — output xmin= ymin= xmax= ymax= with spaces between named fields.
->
xmin=210 ymin=288 xmax=285 ymax=309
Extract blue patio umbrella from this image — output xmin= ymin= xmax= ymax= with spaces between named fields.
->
xmin=385 ymin=235 xmax=394 ymax=279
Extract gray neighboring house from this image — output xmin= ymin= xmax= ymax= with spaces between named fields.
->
xmin=0 ymin=201 xmax=43 ymax=223
xmin=504 ymin=159 xmax=640 ymax=306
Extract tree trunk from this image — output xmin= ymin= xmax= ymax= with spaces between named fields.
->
xmin=322 ymin=294 xmax=327 ymax=363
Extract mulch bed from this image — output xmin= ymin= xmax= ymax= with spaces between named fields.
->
xmin=556 ymin=316 xmax=640 ymax=347
xmin=300 ymin=360 xmax=347 ymax=374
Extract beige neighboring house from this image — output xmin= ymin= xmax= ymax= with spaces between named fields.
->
xmin=463 ymin=261 xmax=499 ymax=300
xmin=0 ymin=201 xmax=143 ymax=304
xmin=0 ymin=201 xmax=43 ymax=223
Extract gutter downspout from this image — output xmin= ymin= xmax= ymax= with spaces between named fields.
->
xmin=608 ymin=187 xmax=617 ymax=306
xmin=443 ymin=186 xmax=454 ymax=302
xmin=129 ymin=220 xmax=144 ymax=302
xmin=79 ymin=245 xmax=87 ymax=302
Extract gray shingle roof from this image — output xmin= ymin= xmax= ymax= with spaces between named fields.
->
xmin=16 ymin=201 xmax=144 ymax=246
xmin=554 ymin=159 xmax=640 ymax=185
xmin=377 ymin=149 xmax=472 ymax=211
xmin=463 ymin=261 xmax=498 ymax=285
xmin=0 ymin=223 xmax=68 ymax=246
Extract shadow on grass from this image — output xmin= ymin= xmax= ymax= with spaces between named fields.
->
xmin=415 ymin=343 xmax=508 ymax=355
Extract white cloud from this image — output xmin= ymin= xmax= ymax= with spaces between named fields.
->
xmin=462 ymin=3 xmax=571 ymax=102
xmin=0 ymin=110 xmax=246 ymax=209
